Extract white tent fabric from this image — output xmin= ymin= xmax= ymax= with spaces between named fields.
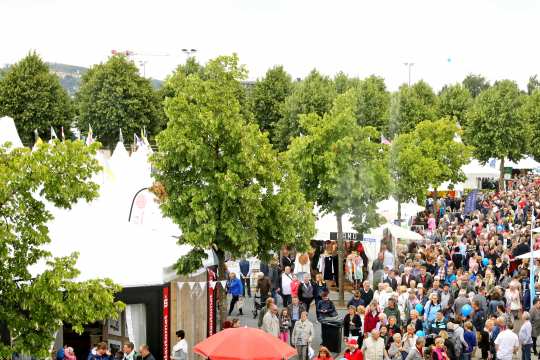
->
xmin=314 ymin=209 xmax=356 ymax=240
xmin=516 ymin=250 xmax=540 ymax=260
xmin=0 ymin=116 xmax=23 ymax=148
xmin=376 ymin=197 xmax=425 ymax=222
xmin=506 ymin=157 xmax=540 ymax=170
xmin=29 ymin=139 xmax=216 ymax=286
xmin=371 ymin=223 xmax=424 ymax=241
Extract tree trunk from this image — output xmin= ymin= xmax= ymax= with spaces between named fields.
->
xmin=336 ymin=213 xmax=345 ymax=306
xmin=397 ymin=200 xmax=402 ymax=225
xmin=499 ymin=157 xmax=505 ymax=191
xmin=216 ymin=249 xmax=227 ymax=329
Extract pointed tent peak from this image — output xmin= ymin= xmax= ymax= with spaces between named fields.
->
xmin=119 ymin=128 xmax=124 ymax=143
xmin=0 ymin=116 xmax=24 ymax=149
xmin=111 ymin=140 xmax=129 ymax=161
xmin=85 ymin=125 xmax=94 ymax=146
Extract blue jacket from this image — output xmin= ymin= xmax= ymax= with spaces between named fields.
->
xmin=227 ymin=278 xmax=243 ymax=296
xmin=464 ymin=330 xmax=477 ymax=353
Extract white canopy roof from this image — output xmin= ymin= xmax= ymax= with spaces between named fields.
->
xmin=371 ymin=222 xmax=424 ymax=241
xmin=0 ymin=116 xmax=23 ymax=148
xmin=29 ymin=141 xmax=217 ymax=287
xmin=376 ymin=197 xmax=425 ymax=222
xmin=506 ymin=157 xmax=540 ymax=170
xmin=516 ymin=250 xmax=540 ymax=260
xmin=462 ymin=159 xmax=499 ymax=178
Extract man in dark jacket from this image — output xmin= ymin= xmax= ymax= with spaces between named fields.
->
xmin=239 ymin=258 xmax=251 ymax=297
xmin=316 ymin=291 xmax=337 ymax=321
xmin=268 ymin=260 xmax=281 ymax=304
xmin=139 ymin=345 xmax=155 ymax=360
xmin=360 ymin=281 xmax=374 ymax=306
xmin=298 ymin=274 xmax=315 ymax=311
xmin=88 ymin=343 xmax=112 ymax=360
xmin=472 ymin=300 xmax=486 ymax=331
xmin=256 ymin=272 xmax=272 ymax=304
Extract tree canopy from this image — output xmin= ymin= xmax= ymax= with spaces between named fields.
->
xmin=0 ymin=52 xmax=73 ymax=145
xmin=0 ymin=140 xmax=123 ymax=358
xmin=273 ymin=69 xmax=337 ymax=151
xmin=249 ymin=66 xmax=293 ymax=141
xmin=287 ymin=90 xmax=390 ymax=303
xmin=390 ymin=119 xmax=471 ymax=207
xmin=151 ymin=55 xmax=315 ymax=274
xmin=464 ymin=80 xmax=529 ymax=188
xmin=462 ymin=74 xmax=490 ymax=98
xmin=437 ymin=84 xmax=472 ymax=126
xmin=354 ymin=75 xmax=390 ymax=134
xmin=389 ymin=81 xmax=437 ymax=136
xmin=75 ymin=55 xmax=163 ymax=148
xmin=522 ymin=89 xmax=540 ymax=161
xmin=527 ymin=75 xmax=540 ymax=96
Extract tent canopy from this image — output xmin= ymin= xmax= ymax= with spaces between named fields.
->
xmin=372 ymin=222 xmax=424 ymax=241
xmin=0 ymin=116 xmax=24 ymax=149
xmin=376 ymin=197 xmax=424 ymax=222
xmin=462 ymin=159 xmax=499 ymax=178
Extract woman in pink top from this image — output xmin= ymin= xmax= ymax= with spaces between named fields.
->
xmin=427 ymin=213 xmax=436 ymax=233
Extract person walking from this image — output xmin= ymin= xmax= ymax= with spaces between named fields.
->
xmin=292 ymin=311 xmax=314 ymax=360
xmin=256 ymin=272 xmax=271 ymax=305
xmin=529 ymin=299 xmax=540 ymax=355
xmin=343 ymin=306 xmax=362 ymax=340
xmin=262 ymin=304 xmax=280 ymax=337
xmin=287 ymin=296 xmax=307 ymax=334
xmin=239 ymin=258 xmax=251 ymax=298
xmin=278 ymin=308 xmax=292 ymax=343
xmin=139 ymin=345 xmax=155 ymax=360
xmin=280 ymin=266 xmax=293 ymax=307
xmin=519 ymin=312 xmax=533 ymax=360
xmin=494 ymin=322 xmax=519 ymax=360
xmin=226 ymin=272 xmax=244 ymax=316
xmin=122 ymin=343 xmax=138 ymax=360
xmin=361 ymin=329 xmax=385 ymax=360
xmin=171 ymin=330 xmax=188 ymax=360
xmin=298 ymin=274 xmax=315 ymax=311
xmin=463 ymin=321 xmax=477 ymax=360
xmin=405 ymin=337 xmax=425 ymax=360
xmin=343 ymin=338 xmax=363 ymax=360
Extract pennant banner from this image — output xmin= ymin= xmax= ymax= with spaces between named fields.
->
xmin=209 ymin=281 xmax=217 ymax=289
xmin=220 ymin=280 xmax=227 ymax=289
xmin=199 ymin=282 xmax=207 ymax=291
xmin=176 ymin=282 xmax=184 ymax=290
xmin=188 ymin=282 xmax=196 ymax=290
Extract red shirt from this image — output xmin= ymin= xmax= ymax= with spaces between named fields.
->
xmin=364 ymin=311 xmax=380 ymax=334
xmin=344 ymin=349 xmax=363 ymax=360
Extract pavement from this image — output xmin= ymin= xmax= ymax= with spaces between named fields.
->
xmin=227 ymin=290 xmax=350 ymax=358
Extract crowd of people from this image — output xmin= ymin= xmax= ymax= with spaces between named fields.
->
xmin=226 ymin=175 xmax=540 ymax=360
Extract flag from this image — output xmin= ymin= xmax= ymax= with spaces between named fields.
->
xmin=49 ymin=127 xmax=58 ymax=143
xmin=381 ymin=134 xmax=391 ymax=145
xmin=85 ymin=125 xmax=94 ymax=146
xmin=141 ymin=128 xmax=150 ymax=147
xmin=33 ymin=129 xmax=43 ymax=149
xmin=134 ymin=133 xmax=144 ymax=149
xmin=464 ymin=189 xmax=478 ymax=215
xmin=119 ymin=129 xmax=124 ymax=143
xmin=489 ymin=159 xmax=496 ymax=168
xmin=61 ymin=127 xmax=65 ymax=141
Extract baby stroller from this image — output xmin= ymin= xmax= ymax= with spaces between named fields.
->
xmin=252 ymin=291 xmax=264 ymax=318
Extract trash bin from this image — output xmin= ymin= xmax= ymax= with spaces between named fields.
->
xmin=320 ymin=319 xmax=343 ymax=353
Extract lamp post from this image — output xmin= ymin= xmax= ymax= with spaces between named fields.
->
xmin=181 ymin=48 xmax=197 ymax=58
xmin=404 ymin=62 xmax=414 ymax=86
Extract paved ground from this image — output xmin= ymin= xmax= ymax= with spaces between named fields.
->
xmin=227 ymin=291 xmax=352 ymax=357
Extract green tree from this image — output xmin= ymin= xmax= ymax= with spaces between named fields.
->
xmin=462 ymin=74 xmax=490 ymax=98
xmin=249 ymin=66 xmax=293 ymax=141
xmin=287 ymin=90 xmax=391 ymax=304
xmin=437 ymin=84 xmax=472 ymax=125
xmin=0 ymin=52 xmax=73 ymax=146
xmin=354 ymin=75 xmax=390 ymax=134
xmin=0 ymin=140 xmax=123 ymax=358
xmin=75 ymin=55 xmax=163 ymax=148
xmin=273 ymin=70 xmax=337 ymax=151
xmin=334 ymin=72 xmax=360 ymax=94
xmin=389 ymin=81 xmax=437 ymax=136
xmin=464 ymin=80 xmax=529 ymax=189
xmin=390 ymin=119 xmax=471 ymax=219
xmin=150 ymin=55 xmax=315 ymax=325
xmin=522 ymin=89 xmax=540 ymax=161
xmin=527 ymin=75 xmax=540 ymax=96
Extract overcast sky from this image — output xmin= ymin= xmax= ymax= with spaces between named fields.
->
xmin=2 ymin=0 xmax=539 ymax=91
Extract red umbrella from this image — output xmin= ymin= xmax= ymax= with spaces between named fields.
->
xmin=193 ymin=327 xmax=297 ymax=360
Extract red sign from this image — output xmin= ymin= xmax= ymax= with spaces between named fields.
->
xmin=163 ymin=287 xmax=169 ymax=360
xmin=207 ymin=269 xmax=217 ymax=336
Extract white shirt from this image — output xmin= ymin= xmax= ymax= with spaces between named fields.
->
xmin=281 ymin=273 xmax=293 ymax=295
xmin=494 ymin=329 xmax=519 ymax=360
xmin=172 ymin=339 xmax=188 ymax=360
xmin=383 ymin=250 xmax=394 ymax=270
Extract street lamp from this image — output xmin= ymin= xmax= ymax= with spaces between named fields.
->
xmin=181 ymin=48 xmax=197 ymax=57
xmin=404 ymin=62 xmax=414 ymax=86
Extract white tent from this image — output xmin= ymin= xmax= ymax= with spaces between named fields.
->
xmin=516 ymin=250 xmax=540 ymax=260
xmin=0 ymin=116 xmax=23 ymax=148
xmin=506 ymin=157 xmax=540 ymax=170
xmin=376 ymin=197 xmax=425 ymax=222
xmin=371 ymin=222 xmax=424 ymax=241
xmin=314 ymin=209 xmax=357 ymax=240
